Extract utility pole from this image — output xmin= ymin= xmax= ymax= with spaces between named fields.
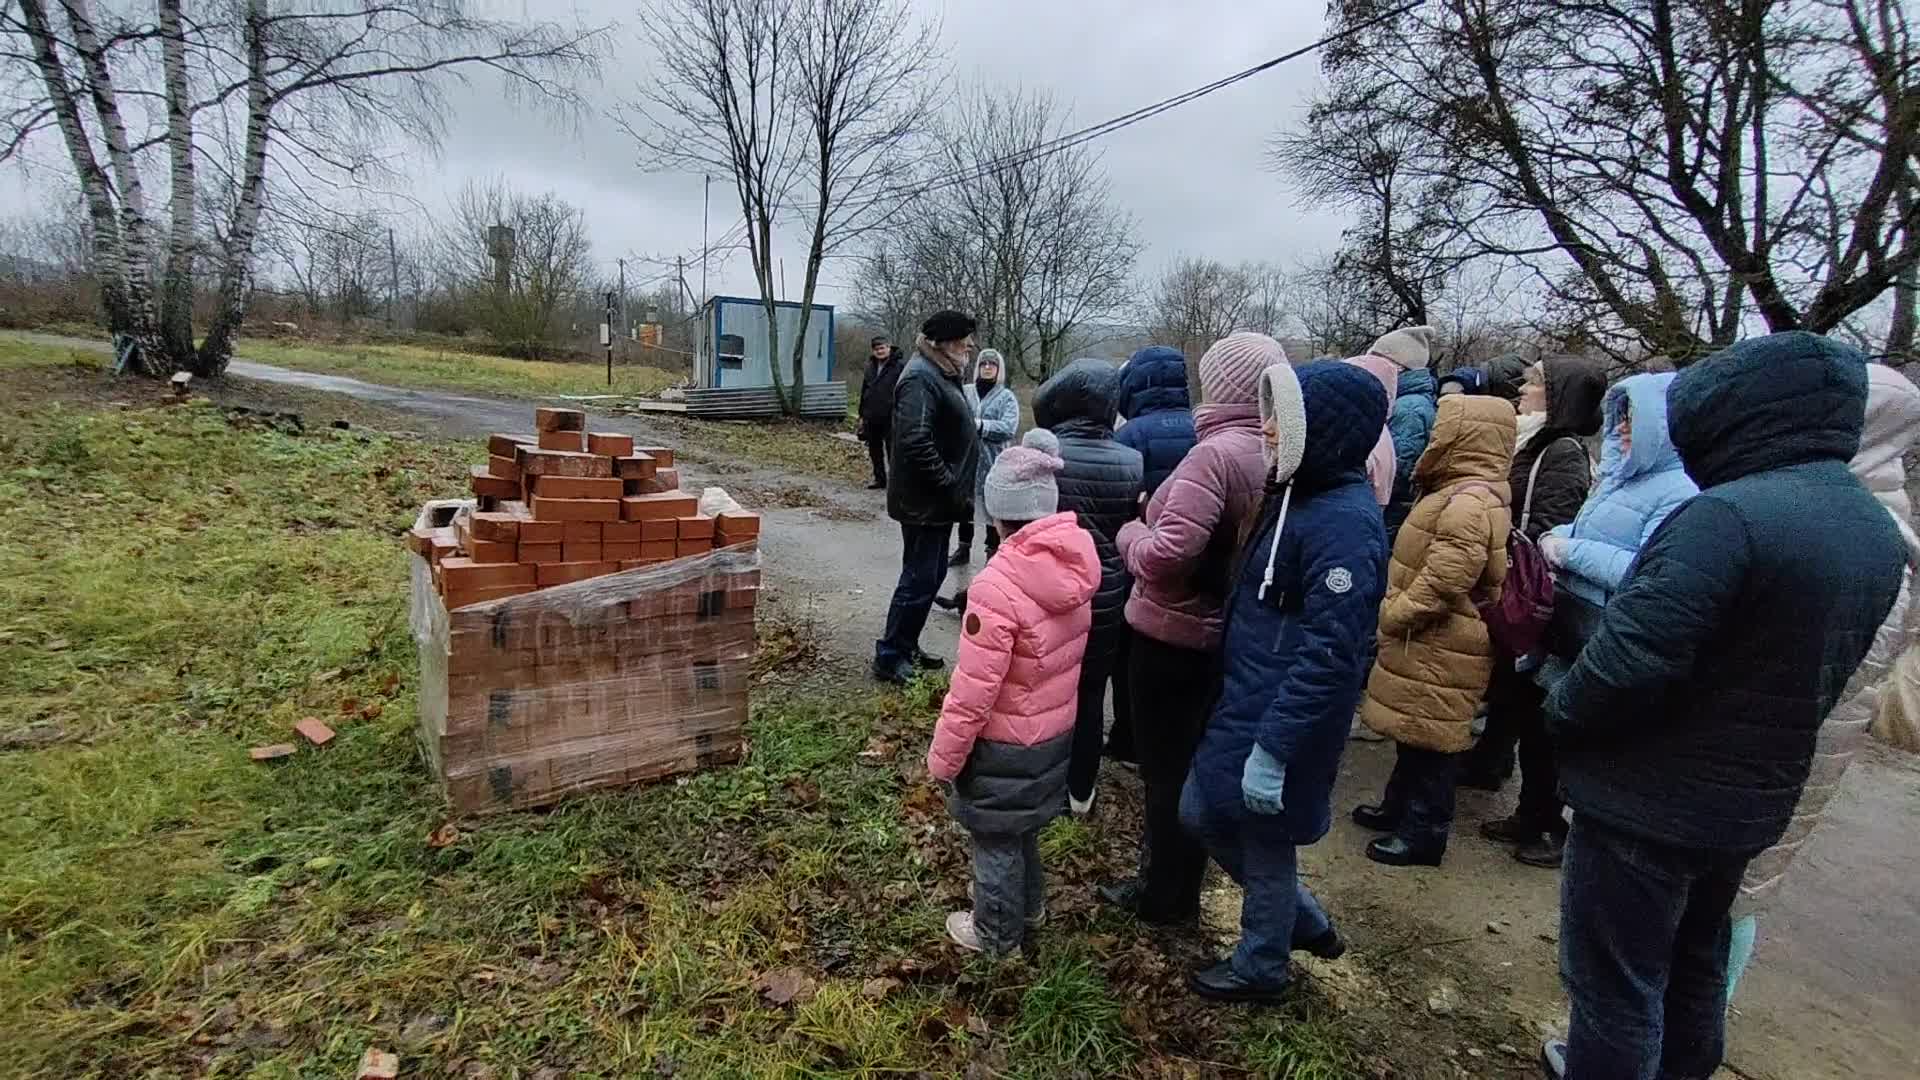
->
xmin=701 ymin=175 xmax=711 ymax=376
xmin=617 ymin=257 xmax=628 ymax=360
xmin=604 ymin=290 xmax=616 ymax=388
xmin=386 ymin=227 xmax=398 ymax=330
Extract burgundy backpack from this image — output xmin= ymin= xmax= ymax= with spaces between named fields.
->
xmin=1453 ymin=437 xmax=1584 ymax=658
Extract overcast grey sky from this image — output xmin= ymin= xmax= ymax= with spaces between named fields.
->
xmin=428 ymin=0 xmax=1349 ymax=306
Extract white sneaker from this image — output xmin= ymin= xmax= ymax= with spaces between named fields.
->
xmin=946 ymin=910 xmax=983 ymax=952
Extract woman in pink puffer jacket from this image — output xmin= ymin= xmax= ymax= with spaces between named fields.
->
xmin=928 ymin=429 xmax=1100 ymax=956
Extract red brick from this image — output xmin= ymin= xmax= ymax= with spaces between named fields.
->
xmin=613 ymin=453 xmax=657 ymax=479
xmin=469 ymin=538 xmax=516 ymax=563
xmin=562 ymin=540 xmax=603 ymax=563
xmin=602 ymin=521 xmax=644 ymax=543
xmin=470 ymin=466 xmax=518 ymax=500
xmin=443 ymin=583 xmax=536 ymax=609
xmin=587 ymin=432 xmax=635 ymax=456
xmin=678 ymin=537 xmax=713 ymax=557
xmin=716 ymin=510 xmax=762 ymax=538
xmin=516 ymin=447 xmax=614 ymax=478
xmin=439 ymin=557 xmax=538 ymax=591
xmin=428 ymin=527 xmax=461 ymax=563
xmin=538 ymin=429 xmax=586 ymax=452
xmin=518 ymin=519 xmax=564 ymax=544
xmin=294 ymin=716 xmax=336 ymax=746
xmin=621 ymin=492 xmax=699 ymax=521
xmin=406 ymin=526 xmax=436 ymax=555
xmin=530 ymin=496 xmax=621 ymax=522
xmin=488 ymin=433 xmax=534 ymax=458
xmin=534 ymin=407 xmax=586 ymax=432
xmin=618 ymin=558 xmax=655 ymax=571
xmin=655 ymin=467 xmax=681 ymax=490
xmin=603 ymin=540 xmax=641 ymax=561
xmin=537 ymin=560 xmax=618 ymax=586
xmin=488 ymin=454 xmax=522 ymax=481
xmin=563 ymin=521 xmax=603 ymax=543
xmin=470 ymin=512 xmax=520 ymax=543
xmin=640 ymin=539 xmax=678 ymax=560
xmin=639 ymin=518 xmax=678 ymax=540
xmin=677 ymin=514 xmax=716 ymax=539
xmin=533 ymin=475 xmax=623 ymax=500
xmin=250 ymin=743 xmax=297 ymax=762
xmin=635 ymin=445 xmax=675 ymax=467
xmin=518 ymin=542 xmax=563 ymax=563
xmin=623 ymin=475 xmax=675 ymax=496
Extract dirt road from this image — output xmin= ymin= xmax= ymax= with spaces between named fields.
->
xmin=24 ymin=333 xmax=1918 ymax=1078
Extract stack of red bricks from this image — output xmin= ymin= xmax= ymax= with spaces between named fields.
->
xmin=406 ymin=407 xmax=761 ymax=610
xmin=405 ymin=406 xmax=764 ymax=814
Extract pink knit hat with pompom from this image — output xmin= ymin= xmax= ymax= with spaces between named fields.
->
xmin=984 ymin=428 xmax=1065 ymax=521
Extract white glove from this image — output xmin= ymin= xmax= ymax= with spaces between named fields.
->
xmin=1540 ymin=535 xmax=1569 ymax=567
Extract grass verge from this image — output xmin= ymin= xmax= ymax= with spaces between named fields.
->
xmin=234 ymin=337 xmax=684 ymax=401
xmin=0 ymin=345 xmax=1529 ymax=1078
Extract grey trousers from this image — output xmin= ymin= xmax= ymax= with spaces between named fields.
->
xmin=972 ymin=829 xmax=1045 ymax=954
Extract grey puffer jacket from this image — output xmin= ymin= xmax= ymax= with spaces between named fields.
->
xmin=1032 ymin=359 xmax=1144 ymax=653
xmin=947 ymin=731 xmax=1071 ymax=836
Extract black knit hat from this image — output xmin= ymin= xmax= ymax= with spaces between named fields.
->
xmin=921 ymin=310 xmax=977 ymax=344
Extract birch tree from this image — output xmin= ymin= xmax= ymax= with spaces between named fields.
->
xmin=1 ymin=1 xmax=606 ymax=377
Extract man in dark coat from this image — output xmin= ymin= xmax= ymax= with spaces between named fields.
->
xmin=1538 ymin=332 xmax=1905 ymax=1080
xmin=1485 ymin=353 xmax=1529 ymax=403
xmin=1032 ymin=358 xmax=1144 ymax=811
xmin=875 ymin=311 xmax=980 ymax=685
xmin=857 ymin=336 xmax=903 ymax=489
xmin=1180 ymin=360 xmax=1389 ymax=1003
xmin=1115 ymin=346 xmax=1197 ymax=499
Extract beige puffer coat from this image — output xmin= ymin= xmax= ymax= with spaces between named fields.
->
xmin=1361 ymin=396 xmax=1517 ymax=752
xmin=1739 ymin=365 xmax=1920 ymax=912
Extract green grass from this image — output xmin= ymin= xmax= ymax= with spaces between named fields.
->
xmin=0 ymin=349 xmax=1398 ymax=1077
xmin=234 ymin=336 xmax=683 ymax=400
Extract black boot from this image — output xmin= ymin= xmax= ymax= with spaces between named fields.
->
xmin=910 ymin=648 xmax=945 ymax=671
xmin=1297 ymin=925 xmax=1346 ymax=961
xmin=1365 ymin=835 xmax=1444 ymax=867
xmin=1187 ymin=961 xmax=1291 ymax=1006
xmin=1479 ymin=814 xmax=1536 ymax=844
xmin=1351 ymin=803 xmax=1403 ymax=831
xmin=1514 ymin=830 xmax=1567 ymax=869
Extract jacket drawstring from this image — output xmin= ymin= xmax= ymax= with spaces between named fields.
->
xmin=1257 ymin=484 xmax=1294 ymax=603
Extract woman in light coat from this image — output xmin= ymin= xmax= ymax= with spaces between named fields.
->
xmin=950 ymin=349 xmax=1020 ymax=565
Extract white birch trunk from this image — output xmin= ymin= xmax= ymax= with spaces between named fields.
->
xmin=196 ymin=0 xmax=271 ymax=377
xmin=159 ymin=0 xmax=197 ymax=365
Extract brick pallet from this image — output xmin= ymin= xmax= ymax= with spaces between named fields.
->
xmin=405 ymin=407 xmax=764 ymax=814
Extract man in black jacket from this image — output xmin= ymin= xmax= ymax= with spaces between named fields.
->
xmin=1032 ymin=358 xmax=1144 ymax=811
xmin=874 ymin=310 xmax=981 ymax=685
xmin=857 ymin=336 xmax=902 ymax=490
xmin=1537 ymin=332 xmax=1905 ymax=1080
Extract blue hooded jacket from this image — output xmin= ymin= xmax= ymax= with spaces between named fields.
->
xmin=1384 ymin=367 xmax=1439 ymax=539
xmin=1187 ymin=361 xmax=1390 ymax=843
xmin=1546 ymin=332 xmax=1907 ymax=852
xmin=1545 ymin=372 xmax=1697 ymax=606
xmin=1114 ymin=346 xmax=1196 ymax=498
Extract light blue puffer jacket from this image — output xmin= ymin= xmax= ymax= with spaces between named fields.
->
xmin=1546 ymin=372 xmax=1698 ymax=606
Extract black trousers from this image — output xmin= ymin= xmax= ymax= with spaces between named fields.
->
xmin=1106 ymin=627 xmax=1135 ymax=763
xmin=955 ymin=520 xmax=999 ymax=555
xmin=1067 ymin=627 xmax=1121 ymax=805
xmin=863 ymin=426 xmax=889 ymax=486
xmin=1381 ymin=744 xmax=1462 ymax=854
xmin=1476 ymin=664 xmax=1564 ymax=832
xmin=1127 ymin=633 xmax=1220 ymax=919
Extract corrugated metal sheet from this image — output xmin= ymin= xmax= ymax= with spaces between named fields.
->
xmin=683 ymin=383 xmax=848 ymax=420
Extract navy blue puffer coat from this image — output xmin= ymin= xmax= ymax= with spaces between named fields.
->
xmin=1546 ymin=332 xmax=1907 ymax=852
xmin=1033 ymin=359 xmax=1145 ymax=657
xmin=1187 ymin=361 xmax=1390 ymax=844
xmin=1115 ymin=346 xmax=1196 ymax=498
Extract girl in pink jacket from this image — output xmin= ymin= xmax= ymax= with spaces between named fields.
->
xmin=927 ymin=429 xmax=1101 ymax=955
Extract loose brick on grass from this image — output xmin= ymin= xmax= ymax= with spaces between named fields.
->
xmin=538 ymin=430 xmax=586 ymax=452
xmin=613 ymin=453 xmax=657 ymax=479
xmin=530 ymin=495 xmax=620 ymax=522
xmin=439 ymin=557 xmax=538 ymax=591
xmin=250 ymin=743 xmax=297 ymax=762
xmin=294 ymin=717 xmax=336 ymax=746
xmin=537 ymin=560 xmax=618 ymax=586
xmin=518 ymin=542 xmax=563 ymax=564
xmin=516 ymin=447 xmax=614 ymax=478
xmin=621 ymin=492 xmax=698 ymax=521
xmin=588 ymin=432 xmax=635 ymax=456
xmin=470 ymin=466 xmax=518 ymax=500
xmin=488 ymin=433 xmax=534 ymax=457
xmin=469 ymin=538 xmax=516 ymax=563
xmin=469 ymin=512 xmax=520 ymax=543
xmin=533 ymin=475 xmax=623 ymax=500
xmin=534 ymin=407 xmax=586 ymax=432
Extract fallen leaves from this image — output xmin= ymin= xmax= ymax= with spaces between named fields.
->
xmin=751 ymin=967 xmax=818 ymax=1007
xmin=859 ymin=975 xmax=901 ymax=1000
xmin=426 ymin=823 xmax=460 ymax=849
xmin=857 ymin=735 xmax=898 ymax=763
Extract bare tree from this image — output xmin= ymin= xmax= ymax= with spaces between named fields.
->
xmin=1149 ymin=257 xmax=1259 ymax=357
xmin=437 ymin=180 xmax=595 ymax=359
xmin=1306 ymin=0 xmax=1920 ymax=361
xmin=1 ymin=1 xmax=607 ymax=376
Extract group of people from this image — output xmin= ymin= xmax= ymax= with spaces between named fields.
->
xmin=861 ymin=309 xmax=1918 ymax=1080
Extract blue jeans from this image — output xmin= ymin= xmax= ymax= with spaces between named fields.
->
xmin=1180 ymin=776 xmax=1332 ymax=988
xmin=876 ymin=522 xmax=951 ymax=670
xmin=1560 ymin=816 xmax=1752 ymax=1080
